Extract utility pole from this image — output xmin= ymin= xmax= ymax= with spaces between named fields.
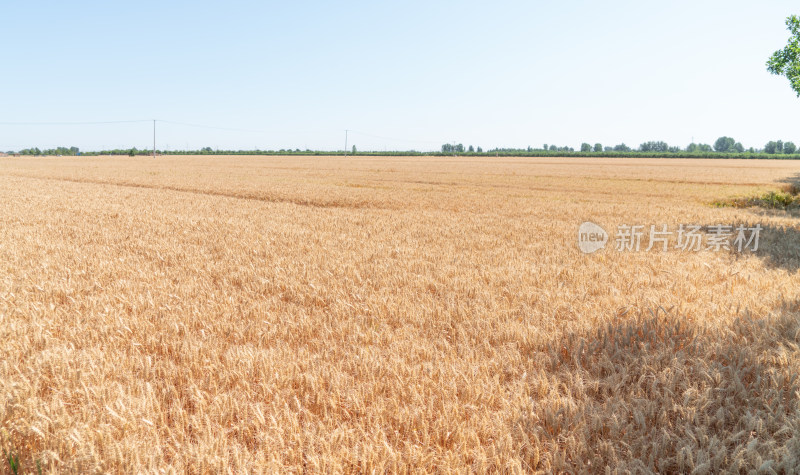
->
xmin=344 ymin=129 xmax=349 ymax=157
xmin=153 ymin=120 xmax=156 ymax=158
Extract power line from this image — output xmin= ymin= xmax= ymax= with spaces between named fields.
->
xmin=1 ymin=118 xmax=447 ymax=151
xmin=0 ymin=119 xmax=151 ymax=126
xmin=347 ymin=130 xmax=441 ymax=145
xmin=156 ymin=119 xmax=267 ymax=134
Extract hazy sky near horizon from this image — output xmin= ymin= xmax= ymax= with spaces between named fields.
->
xmin=2 ymin=1 xmax=799 ymax=152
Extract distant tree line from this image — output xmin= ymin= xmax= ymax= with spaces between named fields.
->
xmin=17 ymin=146 xmax=79 ymax=156
xmin=6 ymin=136 xmax=800 ymax=158
xmin=443 ymin=136 xmax=799 ymax=156
xmin=441 ymin=144 xmax=482 ymax=153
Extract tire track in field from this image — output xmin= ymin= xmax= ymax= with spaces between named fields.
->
xmin=2 ymin=174 xmax=382 ymax=210
xmin=7 ymin=172 xmax=701 ymax=205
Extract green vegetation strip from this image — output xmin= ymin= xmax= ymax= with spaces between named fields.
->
xmin=713 ymin=184 xmax=799 ymax=210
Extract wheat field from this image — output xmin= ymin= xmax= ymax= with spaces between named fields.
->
xmin=1 ymin=155 xmax=799 ymax=473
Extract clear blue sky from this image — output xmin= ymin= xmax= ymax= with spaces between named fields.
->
xmin=2 ymin=0 xmax=798 ymax=152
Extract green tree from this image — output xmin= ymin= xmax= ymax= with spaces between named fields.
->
xmin=733 ymin=142 xmax=744 ymax=153
xmin=580 ymin=143 xmax=591 ymax=152
xmin=468 ymin=145 xmax=474 ymax=153
xmin=639 ymin=141 xmax=669 ymax=152
xmin=613 ymin=143 xmax=631 ymax=152
xmin=352 ymin=145 xmax=357 ymax=154
xmin=784 ymin=141 xmax=797 ymax=154
xmin=767 ymin=15 xmax=800 ymax=96
xmin=713 ymin=136 xmax=736 ymax=152
xmin=765 ymin=141 xmax=779 ymax=154
xmin=593 ymin=143 xmax=602 ymax=152
xmin=476 ymin=146 xmax=483 ymax=153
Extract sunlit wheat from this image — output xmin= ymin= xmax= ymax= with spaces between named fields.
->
xmin=1 ymin=156 xmax=799 ymax=472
